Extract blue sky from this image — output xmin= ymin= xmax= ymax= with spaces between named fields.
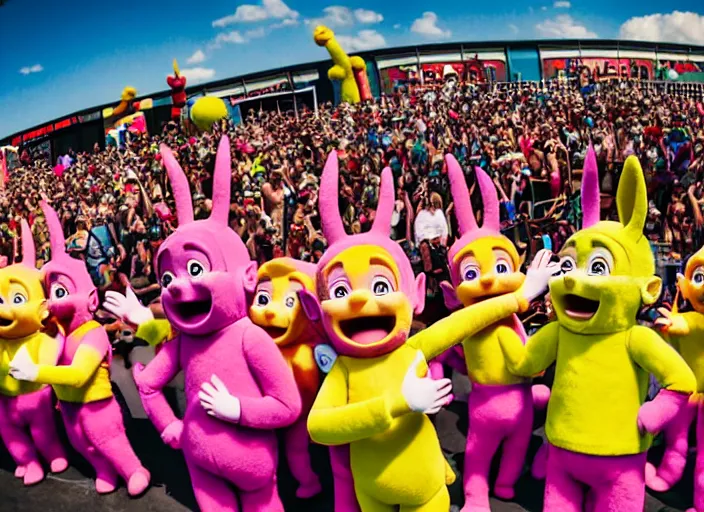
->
xmin=1 ymin=0 xmax=703 ymax=138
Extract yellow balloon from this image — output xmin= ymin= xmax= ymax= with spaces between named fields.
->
xmin=190 ymin=96 xmax=228 ymax=131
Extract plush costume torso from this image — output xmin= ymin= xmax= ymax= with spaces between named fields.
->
xmin=0 ymin=220 xmax=68 ymax=485
xmin=498 ymin=148 xmax=696 ymax=512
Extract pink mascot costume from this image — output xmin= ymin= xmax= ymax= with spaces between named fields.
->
xmin=9 ymin=202 xmax=151 ymax=495
xmin=132 ymin=136 xmax=302 ymax=512
xmin=0 ymin=220 xmax=68 ymax=485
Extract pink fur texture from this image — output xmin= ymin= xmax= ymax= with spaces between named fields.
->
xmin=0 ymin=221 xmax=67 ymax=486
xmin=133 ymin=136 xmax=301 ymax=512
xmin=545 ymin=444 xmax=647 ymax=512
xmin=41 ymin=201 xmax=150 ymax=495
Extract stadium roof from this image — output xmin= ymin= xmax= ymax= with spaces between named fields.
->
xmin=4 ymin=38 xmax=704 ymax=143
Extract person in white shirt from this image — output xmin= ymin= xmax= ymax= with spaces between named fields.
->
xmin=414 ymin=191 xmax=449 ymax=246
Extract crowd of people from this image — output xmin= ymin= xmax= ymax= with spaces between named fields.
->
xmin=2 ymin=77 xmax=704 ymax=335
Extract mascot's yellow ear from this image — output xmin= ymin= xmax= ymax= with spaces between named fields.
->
xmin=641 ymin=276 xmax=663 ymax=306
xmin=173 ymin=59 xmax=180 ymax=77
xmin=616 ymin=156 xmax=648 ymax=242
xmin=39 ymin=300 xmax=49 ymax=322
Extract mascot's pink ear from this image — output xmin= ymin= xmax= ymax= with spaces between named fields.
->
xmin=298 ymin=289 xmax=322 ymax=322
xmin=87 ymin=289 xmax=100 ymax=314
xmin=414 ymin=273 xmax=426 ymax=315
xmin=440 ymin=281 xmax=462 ymax=311
xmin=243 ymin=261 xmax=258 ymax=295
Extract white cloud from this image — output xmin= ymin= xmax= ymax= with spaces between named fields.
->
xmin=541 ymin=6 xmax=548 ymax=11
xmin=307 ymin=6 xmax=355 ymax=27
xmin=509 ymin=23 xmax=519 ymax=34
xmin=619 ymin=11 xmax=704 ymax=45
xmin=393 ymin=23 xmax=401 ymax=29
xmin=245 ymin=27 xmax=266 ymax=39
xmin=210 ymin=30 xmax=247 ymax=49
xmin=186 ymin=49 xmax=206 ymax=64
xmin=19 ymin=64 xmax=43 ymax=75
xmin=535 ymin=15 xmax=597 ymax=38
xmin=271 ymin=18 xmax=299 ymax=28
xmin=411 ymin=12 xmax=451 ymax=39
xmin=212 ymin=0 xmax=298 ymax=27
xmin=554 ymin=1 xmax=571 ymax=7
xmin=336 ymin=29 xmax=386 ymax=52
xmin=354 ymin=8 xmax=383 ymax=24
xmin=181 ymin=67 xmax=216 ymax=83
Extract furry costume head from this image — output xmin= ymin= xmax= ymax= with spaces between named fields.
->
xmin=0 ymin=220 xmax=49 ymax=339
xmin=550 ymin=145 xmax=661 ymax=335
xmin=299 ymin=151 xmax=425 ymax=358
xmin=156 ymin=136 xmax=257 ymax=336
xmin=676 ymin=247 xmax=704 ymax=314
xmin=250 ymin=258 xmax=322 ymax=346
xmin=41 ymin=201 xmax=99 ymax=327
xmin=441 ymin=154 xmax=525 ymax=310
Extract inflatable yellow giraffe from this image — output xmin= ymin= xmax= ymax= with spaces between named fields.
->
xmin=314 ymin=25 xmax=369 ymax=104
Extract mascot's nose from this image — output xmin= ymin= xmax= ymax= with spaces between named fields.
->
xmin=563 ymin=276 xmax=576 ymax=290
xmin=348 ymin=290 xmax=371 ymax=311
xmin=479 ymin=275 xmax=495 ymax=288
xmin=265 ymin=310 xmax=276 ymax=321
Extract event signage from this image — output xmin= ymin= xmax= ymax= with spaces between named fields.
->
xmin=12 ymin=115 xmax=83 ymax=146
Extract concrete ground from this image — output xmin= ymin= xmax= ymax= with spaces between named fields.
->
xmin=0 ymin=388 xmax=695 ymax=512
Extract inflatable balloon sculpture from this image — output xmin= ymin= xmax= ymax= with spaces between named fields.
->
xmin=167 ymin=60 xmax=187 ymax=120
xmin=190 ymin=96 xmax=229 ymax=132
xmin=313 ymin=25 xmax=372 ymax=104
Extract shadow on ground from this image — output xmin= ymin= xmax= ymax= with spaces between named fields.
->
xmin=0 ymin=392 xmax=694 ymax=511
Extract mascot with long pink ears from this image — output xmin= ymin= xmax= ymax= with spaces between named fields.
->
xmin=0 ymin=220 xmax=68 ymax=486
xmin=303 ymin=151 xmax=554 ymax=511
xmin=438 ymin=156 xmax=551 ymax=511
xmin=131 ymin=135 xmax=302 ymax=512
xmin=9 ymin=202 xmax=150 ymax=496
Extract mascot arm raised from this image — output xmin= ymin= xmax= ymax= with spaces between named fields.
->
xmin=133 ymin=334 xmax=182 ymax=434
xmin=237 ymin=325 xmax=302 ymax=429
xmin=498 ymin=321 xmax=559 ymax=378
xmin=409 ymin=291 xmax=530 ymax=361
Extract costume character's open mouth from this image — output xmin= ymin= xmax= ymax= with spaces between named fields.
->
xmin=264 ymin=326 xmax=288 ymax=340
xmin=563 ymin=294 xmax=600 ymax=320
xmin=0 ymin=317 xmax=13 ymax=327
xmin=339 ymin=316 xmax=396 ymax=345
xmin=176 ymin=298 xmax=213 ymax=324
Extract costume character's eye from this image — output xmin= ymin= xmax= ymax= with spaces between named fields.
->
xmin=693 ymin=269 xmax=704 ymax=285
xmin=329 ymin=281 xmax=351 ymax=299
xmin=285 ymin=295 xmax=296 ymax=308
xmin=560 ymin=256 xmax=576 ymax=274
xmin=161 ymin=272 xmax=175 ymax=288
xmin=255 ymin=291 xmax=271 ymax=306
xmin=463 ymin=265 xmax=480 ymax=282
xmin=187 ymin=259 xmax=205 ymax=277
xmin=371 ymin=276 xmax=394 ymax=296
xmin=495 ymin=258 xmax=512 ymax=274
xmin=588 ymin=256 xmax=611 ymax=276
xmin=12 ymin=293 xmax=27 ymax=305
xmin=51 ymin=284 xmax=69 ymax=300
